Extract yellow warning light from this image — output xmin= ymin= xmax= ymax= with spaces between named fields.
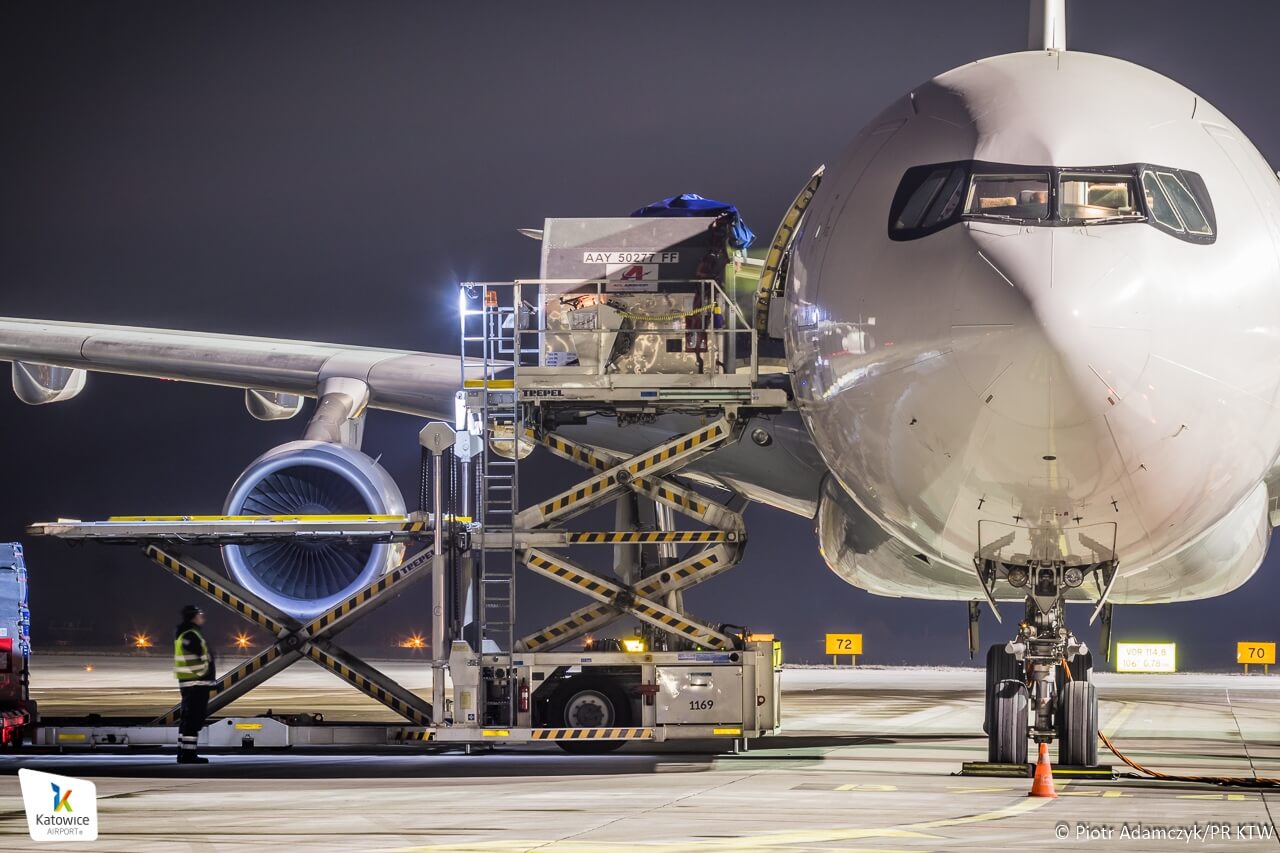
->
xmin=233 ymin=633 xmax=252 ymax=650
xmin=132 ymin=632 xmax=153 ymax=649
xmin=400 ymin=633 xmax=427 ymax=650
xmin=622 ymin=637 xmax=646 ymax=653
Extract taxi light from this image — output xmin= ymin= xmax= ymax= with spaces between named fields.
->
xmin=233 ymin=633 xmax=253 ymax=650
xmin=132 ymin=632 xmax=153 ymax=649
xmin=622 ymin=638 xmax=646 ymax=653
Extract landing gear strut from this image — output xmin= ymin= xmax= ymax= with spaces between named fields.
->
xmin=977 ymin=557 xmax=1113 ymax=766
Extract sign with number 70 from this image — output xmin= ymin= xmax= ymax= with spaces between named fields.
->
xmin=1237 ymin=642 xmax=1276 ymax=664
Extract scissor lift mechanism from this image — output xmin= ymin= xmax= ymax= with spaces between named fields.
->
xmin=29 ymin=414 xmax=778 ymax=748
xmin=28 ymin=516 xmax=442 ymax=728
xmin=510 ymin=421 xmax=746 ymax=653
xmin=26 ymin=260 xmax=794 ymax=749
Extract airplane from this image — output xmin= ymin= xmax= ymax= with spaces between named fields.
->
xmin=3 ymin=0 xmax=1279 ymax=764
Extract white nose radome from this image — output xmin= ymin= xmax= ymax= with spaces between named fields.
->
xmin=952 ymin=226 xmax=1151 ymax=432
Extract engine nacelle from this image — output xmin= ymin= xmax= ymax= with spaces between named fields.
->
xmin=222 ymin=440 xmax=405 ymax=619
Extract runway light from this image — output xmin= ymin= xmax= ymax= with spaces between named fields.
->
xmin=132 ymin=632 xmax=153 ymax=649
xmin=622 ymin=637 xmax=646 ymax=653
xmin=83 ymin=664 xmax=94 ymax=673
xmin=400 ymin=633 xmax=427 ymax=650
xmin=234 ymin=633 xmax=252 ymax=650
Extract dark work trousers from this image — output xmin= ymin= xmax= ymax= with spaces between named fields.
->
xmin=178 ymin=685 xmax=210 ymax=755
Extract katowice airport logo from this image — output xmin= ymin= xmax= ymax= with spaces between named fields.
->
xmin=18 ymin=768 xmax=98 ymax=841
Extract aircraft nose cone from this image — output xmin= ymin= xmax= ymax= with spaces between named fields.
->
xmin=951 ymin=227 xmax=1151 ymax=429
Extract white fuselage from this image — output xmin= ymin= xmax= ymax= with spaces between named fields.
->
xmin=788 ymin=51 xmax=1280 ymax=603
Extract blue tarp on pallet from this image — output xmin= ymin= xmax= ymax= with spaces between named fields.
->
xmin=631 ymin=193 xmax=755 ymax=249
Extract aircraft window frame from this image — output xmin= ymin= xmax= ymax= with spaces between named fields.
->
xmin=1142 ymin=171 xmax=1184 ymax=232
xmin=888 ymin=160 xmax=1215 ymax=244
xmin=1155 ymin=170 xmax=1213 ymax=236
xmin=965 ymin=172 xmax=1051 ymax=222
xmin=1058 ymin=173 xmax=1143 ymax=224
xmin=892 ymin=165 xmax=966 ymax=231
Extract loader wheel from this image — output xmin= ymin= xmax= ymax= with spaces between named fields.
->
xmin=547 ymin=675 xmax=632 ymax=754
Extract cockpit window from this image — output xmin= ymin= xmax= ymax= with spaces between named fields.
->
xmin=894 ymin=165 xmax=965 ymax=230
xmin=1059 ymin=174 xmax=1141 ymax=222
xmin=889 ymin=160 xmax=1215 ymax=243
xmin=966 ymin=174 xmax=1050 ymax=220
xmin=1155 ymin=171 xmax=1212 ymax=235
xmin=1142 ymin=171 xmax=1183 ymax=231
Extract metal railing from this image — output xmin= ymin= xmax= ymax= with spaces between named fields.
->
xmin=459 ymin=278 xmax=760 ymax=385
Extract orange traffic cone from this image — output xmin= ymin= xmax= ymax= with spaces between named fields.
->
xmin=1029 ymin=742 xmax=1058 ymax=798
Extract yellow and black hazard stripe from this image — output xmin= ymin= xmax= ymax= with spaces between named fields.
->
xmin=633 ymin=551 xmax=725 ymax=599
xmin=145 ymin=546 xmax=287 ymax=634
xmin=629 ymin=600 xmax=730 ymax=648
xmin=391 ymin=729 xmax=436 ymax=742
xmin=525 ymin=549 xmax=732 ymax=648
xmin=645 ymin=482 xmax=710 ymax=517
xmin=153 ymin=645 xmax=293 ymax=725
xmin=625 ymin=422 xmax=727 ymax=477
xmin=530 ymin=423 xmax=728 ymax=522
xmin=525 ymin=552 xmax=619 ymax=597
xmin=537 ymin=474 xmax=618 ymax=517
xmin=305 ymin=647 xmax=431 ymax=726
xmin=531 ymin=728 xmax=652 ymax=741
xmin=530 ymin=429 xmax=611 ymax=472
xmin=155 ymin=708 xmax=182 ymax=726
xmin=217 ymin=646 xmax=285 ymax=692
xmin=531 ymin=428 xmax=735 ymax=529
xmin=755 ymin=166 xmax=824 ymax=332
xmin=565 ymin=531 xmax=728 ymax=545
xmin=521 ymin=605 xmax=612 ymax=651
xmin=304 ymin=547 xmax=434 ymax=635
xmin=527 ymin=551 xmax=728 ymax=649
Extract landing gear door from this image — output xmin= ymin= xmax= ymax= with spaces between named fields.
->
xmin=655 ymin=666 xmax=744 ymax=725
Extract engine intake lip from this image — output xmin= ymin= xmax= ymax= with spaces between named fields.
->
xmin=222 ymin=440 xmax=405 ymax=619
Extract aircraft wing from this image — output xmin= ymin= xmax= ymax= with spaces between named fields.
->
xmin=0 ymin=317 xmax=460 ymax=421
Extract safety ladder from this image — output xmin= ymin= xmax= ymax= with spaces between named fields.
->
xmin=459 ymin=285 xmax=537 ymax=654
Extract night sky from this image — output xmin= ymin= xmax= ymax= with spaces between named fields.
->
xmin=2 ymin=1 xmax=1279 ymax=669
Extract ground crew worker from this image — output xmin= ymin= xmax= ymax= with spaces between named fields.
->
xmin=174 ymin=604 xmax=215 ymax=764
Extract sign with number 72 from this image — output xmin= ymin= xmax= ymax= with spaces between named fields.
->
xmin=825 ymin=633 xmax=863 ymax=655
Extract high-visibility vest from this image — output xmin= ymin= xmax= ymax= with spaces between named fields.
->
xmin=174 ymin=628 xmax=211 ymax=682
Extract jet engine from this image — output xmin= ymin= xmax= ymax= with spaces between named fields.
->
xmin=222 ymin=440 xmax=405 ymax=619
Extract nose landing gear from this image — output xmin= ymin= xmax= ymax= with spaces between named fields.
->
xmin=977 ymin=557 xmax=1113 ymax=767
